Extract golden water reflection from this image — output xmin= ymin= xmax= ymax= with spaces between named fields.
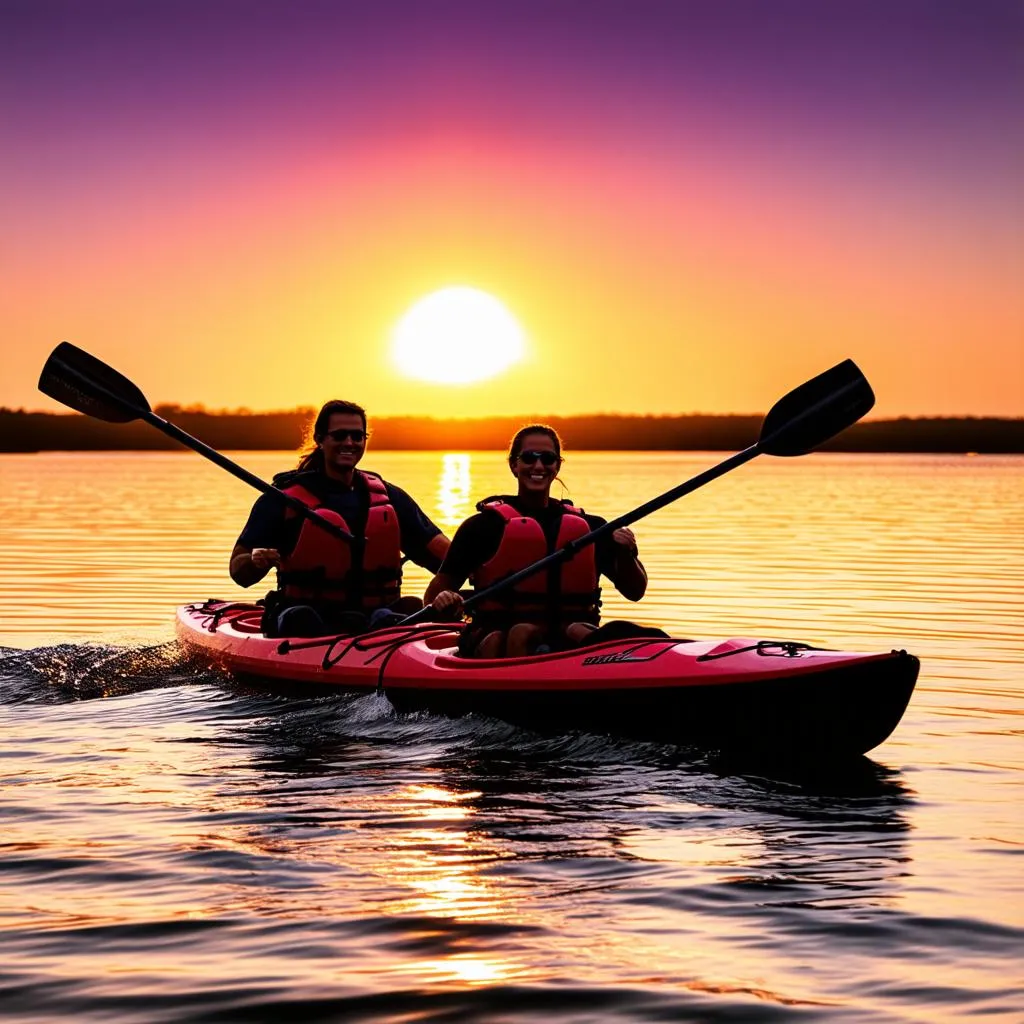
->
xmin=390 ymin=952 xmax=527 ymax=987
xmin=196 ymin=776 xmax=533 ymax=985
xmin=354 ymin=782 xmax=531 ymax=987
xmin=436 ymin=453 xmax=472 ymax=530
xmin=359 ymin=784 xmax=506 ymax=920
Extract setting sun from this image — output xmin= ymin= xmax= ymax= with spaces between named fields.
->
xmin=391 ymin=287 xmax=526 ymax=385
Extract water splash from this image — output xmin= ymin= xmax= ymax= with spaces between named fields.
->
xmin=0 ymin=640 xmax=217 ymax=705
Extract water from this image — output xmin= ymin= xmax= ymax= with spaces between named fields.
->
xmin=2 ymin=450 xmax=1022 ymax=1022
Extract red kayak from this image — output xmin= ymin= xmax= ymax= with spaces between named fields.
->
xmin=176 ymin=601 xmax=919 ymax=759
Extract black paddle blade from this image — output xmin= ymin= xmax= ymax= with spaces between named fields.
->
xmin=38 ymin=342 xmax=151 ymax=423
xmin=759 ymin=359 xmax=874 ymax=457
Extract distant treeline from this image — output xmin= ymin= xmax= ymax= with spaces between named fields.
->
xmin=2 ymin=407 xmax=1022 ymax=454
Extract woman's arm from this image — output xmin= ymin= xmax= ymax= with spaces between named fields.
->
xmin=422 ymin=512 xmax=492 ymax=615
xmin=607 ymin=527 xmax=647 ymax=602
xmin=424 ymin=570 xmax=463 ymax=605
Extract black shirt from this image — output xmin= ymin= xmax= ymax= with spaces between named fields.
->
xmin=237 ymin=469 xmax=443 ymax=572
xmin=438 ymin=495 xmax=622 ymax=586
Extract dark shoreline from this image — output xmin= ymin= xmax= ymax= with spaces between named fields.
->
xmin=3 ymin=408 xmax=1022 ymax=454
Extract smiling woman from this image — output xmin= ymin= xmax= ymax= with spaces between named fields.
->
xmin=391 ymin=287 xmax=526 ymax=385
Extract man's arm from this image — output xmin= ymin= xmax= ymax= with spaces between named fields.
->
xmin=424 ymin=532 xmax=451 ymax=567
xmin=229 ymin=543 xmax=281 ymax=587
xmin=387 ymin=483 xmax=448 ymax=571
xmin=229 ymin=493 xmax=286 ymax=587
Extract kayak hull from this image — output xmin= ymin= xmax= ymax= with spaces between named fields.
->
xmin=176 ymin=601 xmax=919 ymax=759
xmin=385 ymin=655 xmax=917 ymax=760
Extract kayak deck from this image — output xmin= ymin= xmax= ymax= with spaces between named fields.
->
xmin=176 ymin=601 xmax=919 ymax=759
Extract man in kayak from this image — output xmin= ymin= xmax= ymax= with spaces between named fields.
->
xmin=425 ymin=424 xmax=656 ymax=657
xmin=229 ymin=399 xmax=450 ymax=637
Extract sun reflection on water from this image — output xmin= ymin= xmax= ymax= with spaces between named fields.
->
xmin=366 ymin=784 xmax=504 ymax=921
xmin=391 ymin=952 xmax=525 ymax=987
xmin=355 ymin=782 xmax=530 ymax=986
xmin=435 ymin=453 xmax=472 ymax=530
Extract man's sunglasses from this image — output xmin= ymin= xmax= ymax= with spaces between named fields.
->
xmin=517 ymin=449 xmax=559 ymax=467
xmin=324 ymin=428 xmax=366 ymax=443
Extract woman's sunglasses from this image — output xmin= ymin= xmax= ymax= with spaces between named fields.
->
xmin=517 ymin=449 xmax=558 ymax=467
xmin=324 ymin=428 xmax=366 ymax=442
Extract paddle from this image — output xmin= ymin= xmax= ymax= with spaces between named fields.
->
xmin=37 ymin=341 xmax=355 ymax=546
xmin=402 ymin=358 xmax=874 ymax=625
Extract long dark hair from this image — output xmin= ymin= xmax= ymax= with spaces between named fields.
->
xmin=507 ymin=423 xmax=563 ymax=468
xmin=296 ymin=399 xmax=368 ymax=472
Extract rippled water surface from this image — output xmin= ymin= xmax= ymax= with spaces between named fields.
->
xmin=2 ymin=451 xmax=1022 ymax=1022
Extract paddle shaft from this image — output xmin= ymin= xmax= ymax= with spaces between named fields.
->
xmin=462 ymin=444 xmax=759 ymax=613
xmin=143 ymin=410 xmax=362 ymax=545
xmin=40 ymin=346 xmax=381 ymax=551
xmin=439 ymin=372 xmax=870 ymax=619
xmin=397 ymin=443 xmax=761 ymax=625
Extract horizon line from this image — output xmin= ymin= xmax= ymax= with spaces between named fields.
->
xmin=7 ymin=407 xmax=1023 ymax=423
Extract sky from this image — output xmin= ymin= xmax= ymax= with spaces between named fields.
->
xmin=3 ymin=0 xmax=1022 ymax=419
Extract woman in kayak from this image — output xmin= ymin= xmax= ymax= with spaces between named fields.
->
xmin=229 ymin=399 xmax=450 ymax=637
xmin=425 ymin=424 xmax=650 ymax=657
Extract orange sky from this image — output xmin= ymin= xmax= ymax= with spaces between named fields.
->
xmin=4 ymin=2 xmax=1022 ymax=419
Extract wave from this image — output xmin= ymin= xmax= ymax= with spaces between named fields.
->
xmin=0 ymin=641 xmax=214 ymax=706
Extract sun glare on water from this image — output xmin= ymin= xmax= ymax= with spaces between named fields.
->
xmin=391 ymin=287 xmax=525 ymax=385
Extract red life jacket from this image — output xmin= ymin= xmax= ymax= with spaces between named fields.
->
xmin=470 ymin=499 xmax=601 ymax=627
xmin=276 ymin=470 xmax=402 ymax=610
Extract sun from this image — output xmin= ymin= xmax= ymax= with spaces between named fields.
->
xmin=391 ymin=287 xmax=525 ymax=385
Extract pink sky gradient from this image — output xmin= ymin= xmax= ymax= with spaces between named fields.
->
xmin=4 ymin=0 xmax=1022 ymax=417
